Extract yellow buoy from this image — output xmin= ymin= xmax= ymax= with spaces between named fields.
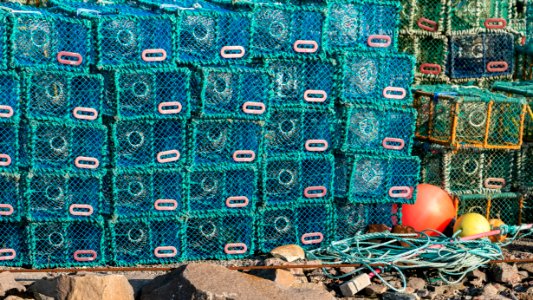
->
xmin=453 ymin=213 xmax=491 ymax=238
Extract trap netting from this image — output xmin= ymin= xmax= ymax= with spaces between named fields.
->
xmin=265 ymin=58 xmax=335 ymax=108
xmin=25 ymin=171 xmax=104 ymax=222
xmin=0 ymin=123 xmax=18 ymax=170
xmin=251 ymin=4 xmax=325 ymax=58
xmin=0 ymin=221 xmax=27 ymax=267
xmin=417 ymin=143 xmax=516 ymax=196
xmin=446 ymin=0 xmax=523 ymax=34
xmin=25 ymin=71 xmax=103 ymax=123
xmin=334 ymin=154 xmax=420 ymax=204
xmin=339 ymin=52 xmax=415 ymax=106
xmin=188 ymin=165 xmax=258 ymax=214
xmin=398 ymin=31 xmax=449 ymax=82
xmin=523 ymin=195 xmax=532 ymax=224
xmin=0 ymin=172 xmax=21 ymax=221
xmin=257 ymin=202 xmax=333 ymax=252
xmin=516 ymin=143 xmax=533 ymax=193
xmin=190 ymin=118 xmax=263 ymax=167
xmin=400 ymin=0 xmax=446 ymax=34
xmin=0 ymin=14 xmax=7 ymax=70
xmin=109 ymin=216 xmax=183 ymax=266
xmin=26 ymin=120 xmax=108 ymax=173
xmin=29 ymin=220 xmax=105 ymax=268
xmin=338 ymin=104 xmax=416 ymax=157
xmin=112 ymin=168 xmax=185 ymax=218
xmin=138 ymin=0 xmax=252 ymax=64
xmin=262 ymin=154 xmax=334 ymax=206
xmin=447 ymin=30 xmax=514 ymax=80
xmin=263 ymin=108 xmax=335 ymax=155
xmin=49 ymin=0 xmax=175 ymax=69
xmin=413 ymin=85 xmax=527 ymax=150
xmin=184 ymin=212 xmax=254 ymax=260
xmin=334 ymin=202 xmax=401 ymax=240
xmin=112 ymin=118 xmax=186 ymax=168
xmin=324 ymin=0 xmax=400 ymax=52
xmin=456 ymin=193 xmax=522 ymax=226
xmin=199 ymin=67 xmax=271 ymax=119
xmin=492 ymin=80 xmax=533 ymax=142
xmin=0 ymin=2 xmax=92 ymax=71
xmin=114 ymin=67 xmax=191 ymax=120
xmin=0 ymin=72 xmax=20 ymax=124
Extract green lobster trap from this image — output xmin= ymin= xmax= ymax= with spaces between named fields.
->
xmin=516 ymin=143 xmax=533 ymax=193
xmin=0 ymin=72 xmax=20 ymax=124
xmin=334 ymin=202 xmax=401 ymax=240
xmin=418 ymin=143 xmax=516 ymax=196
xmin=25 ymin=71 xmax=103 ymax=123
xmin=0 ymin=221 xmax=28 ymax=267
xmin=400 ymin=0 xmax=446 ymax=33
xmin=399 ymin=31 xmax=449 ymax=82
xmin=492 ymin=80 xmax=533 ymax=142
xmin=414 ymin=85 xmax=527 ymax=150
xmin=109 ymin=216 xmax=183 ymax=266
xmin=0 ymin=172 xmax=22 ymax=221
xmin=456 ymin=193 xmax=523 ymax=226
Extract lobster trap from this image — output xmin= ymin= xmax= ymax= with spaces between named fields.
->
xmin=400 ymin=0 xmax=446 ymax=34
xmin=446 ymin=0 xmax=523 ymax=34
xmin=399 ymin=31 xmax=449 ymax=82
xmin=184 ymin=212 xmax=254 ymax=260
xmin=109 ymin=217 xmax=183 ymax=266
xmin=112 ymin=118 xmax=186 ymax=168
xmin=25 ymin=71 xmax=103 ymax=123
xmin=112 ymin=168 xmax=185 ymax=218
xmin=29 ymin=220 xmax=105 ymax=268
xmin=0 ymin=123 xmax=18 ymax=170
xmin=334 ymin=154 xmax=420 ymax=204
xmin=262 ymin=154 xmax=334 ymax=206
xmin=264 ymin=108 xmax=334 ymax=155
xmin=0 ymin=221 xmax=27 ymax=267
xmin=324 ymin=0 xmax=400 ymax=52
xmin=257 ymin=202 xmax=333 ymax=252
xmin=339 ymin=52 xmax=415 ymax=105
xmin=265 ymin=58 xmax=335 ymax=108
xmin=25 ymin=171 xmax=103 ymax=221
xmin=188 ymin=165 xmax=258 ymax=214
xmin=418 ymin=143 xmax=516 ymax=195
xmin=456 ymin=193 xmax=523 ymax=226
xmin=251 ymin=4 xmax=325 ymax=58
xmin=334 ymin=202 xmax=400 ymax=240
xmin=413 ymin=85 xmax=527 ymax=149
xmin=492 ymin=80 xmax=533 ymax=141
xmin=190 ymin=118 xmax=263 ymax=167
xmin=338 ymin=104 xmax=416 ymax=156
xmin=447 ymin=30 xmax=514 ymax=80
xmin=0 ymin=172 xmax=22 ymax=221
xmin=516 ymin=143 xmax=533 ymax=193
xmin=199 ymin=67 xmax=271 ymax=119
xmin=25 ymin=120 xmax=108 ymax=172
xmin=0 ymin=72 xmax=20 ymax=123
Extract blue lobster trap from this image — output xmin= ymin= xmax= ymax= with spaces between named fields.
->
xmin=0 ymin=72 xmax=20 ymax=124
xmin=112 ymin=118 xmax=187 ymax=169
xmin=109 ymin=217 xmax=183 ymax=266
xmin=0 ymin=2 xmax=93 ymax=71
xmin=190 ymin=118 xmax=263 ymax=167
xmin=265 ymin=58 xmax=335 ymax=108
xmin=262 ymin=154 xmax=334 ymax=206
xmin=25 ymin=120 xmax=108 ymax=173
xmin=264 ymin=108 xmax=335 ymax=155
xmin=0 ymin=221 xmax=27 ymax=267
xmin=29 ymin=220 xmax=105 ymax=268
xmin=199 ymin=67 xmax=271 ymax=119
xmin=0 ymin=172 xmax=22 ymax=221
xmin=115 ymin=67 xmax=191 ymax=120
xmin=184 ymin=212 xmax=254 ymax=260
xmin=448 ymin=31 xmax=514 ymax=80
xmin=334 ymin=154 xmax=420 ymax=204
xmin=251 ymin=5 xmax=325 ymax=58
xmin=25 ymin=171 xmax=103 ymax=221
xmin=257 ymin=202 xmax=333 ymax=252
xmin=188 ymin=165 xmax=258 ymax=214
xmin=137 ymin=0 xmax=253 ymax=64
xmin=338 ymin=104 xmax=416 ymax=156
xmin=112 ymin=168 xmax=185 ymax=218
xmin=340 ymin=52 xmax=415 ymax=105
xmin=0 ymin=123 xmax=18 ymax=171
xmin=49 ymin=1 xmax=175 ymax=70
xmin=334 ymin=202 xmax=400 ymax=240
xmin=324 ymin=1 xmax=400 ymax=52
xmin=25 ymin=71 xmax=103 ymax=123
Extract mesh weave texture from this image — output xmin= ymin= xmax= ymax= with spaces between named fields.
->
xmin=0 ymin=221 xmax=27 ymax=266
xmin=0 ymin=72 xmax=20 ymax=124
xmin=456 ymin=193 xmax=522 ymax=226
xmin=334 ymin=202 xmax=401 ymax=240
xmin=0 ymin=172 xmax=22 ymax=221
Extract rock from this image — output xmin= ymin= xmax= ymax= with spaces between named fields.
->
xmin=264 ymin=257 xmax=286 ymax=266
xmin=408 ymin=277 xmax=426 ymax=291
xmin=28 ymin=278 xmax=57 ymax=300
xmin=382 ymin=291 xmax=418 ymax=300
xmin=392 ymin=225 xmax=417 ymax=247
xmin=140 ymin=263 xmax=335 ymax=300
xmin=34 ymin=293 xmax=54 ymax=300
xmin=483 ymin=284 xmax=499 ymax=297
xmin=0 ymin=272 xmax=26 ymax=297
xmin=518 ymin=271 xmax=529 ymax=280
xmin=367 ymin=224 xmax=390 ymax=233
xmin=251 ymin=269 xmax=299 ymax=288
xmin=470 ymin=269 xmax=487 ymax=287
xmin=519 ymin=263 xmax=533 ymax=274
xmin=339 ymin=267 xmax=356 ymax=275
xmin=270 ymin=245 xmax=305 ymax=262
xmin=405 ymin=287 xmax=416 ymax=295
xmin=490 ymin=263 xmax=523 ymax=285
xmin=417 ymin=289 xmax=430 ymax=298
xmin=55 ymin=274 xmax=134 ymax=300
xmin=363 ymin=284 xmax=388 ymax=297
xmin=5 ymin=296 xmax=32 ymax=300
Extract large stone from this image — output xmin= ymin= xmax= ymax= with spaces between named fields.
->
xmin=28 ymin=277 xmax=57 ymax=300
xmin=5 ymin=296 xmax=32 ymax=300
xmin=408 ymin=277 xmax=426 ymax=291
xmin=270 ymin=245 xmax=306 ymax=262
xmin=140 ymin=263 xmax=335 ymax=300
xmin=0 ymin=272 xmax=26 ymax=297
xmin=519 ymin=263 xmax=533 ymax=274
xmin=382 ymin=291 xmax=418 ymax=300
xmin=250 ymin=269 xmax=300 ymax=288
xmin=363 ymin=284 xmax=388 ymax=297
xmin=482 ymin=284 xmax=499 ymax=297
xmin=489 ymin=263 xmax=523 ymax=285
xmin=469 ymin=269 xmax=487 ymax=287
